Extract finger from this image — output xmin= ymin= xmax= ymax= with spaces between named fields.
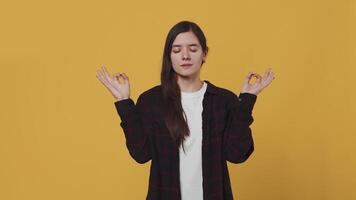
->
xmin=102 ymin=66 xmax=113 ymax=82
xmin=266 ymin=70 xmax=274 ymax=80
xmin=97 ymin=71 xmax=117 ymax=93
xmin=121 ymin=73 xmax=129 ymax=83
xmin=248 ymin=74 xmax=262 ymax=86
xmin=244 ymin=72 xmax=254 ymax=84
xmin=246 ymin=72 xmax=253 ymax=79
xmin=97 ymin=70 xmax=106 ymax=83
xmin=264 ymin=68 xmax=273 ymax=79
xmin=265 ymin=71 xmax=275 ymax=85
xmin=97 ymin=75 xmax=112 ymax=92
xmin=113 ymin=73 xmax=123 ymax=82
xmin=268 ymin=71 xmax=275 ymax=81
xmin=114 ymin=73 xmax=127 ymax=83
xmin=98 ymin=70 xmax=115 ymax=88
xmin=98 ymin=68 xmax=110 ymax=83
xmin=254 ymin=74 xmax=262 ymax=84
xmin=97 ymin=70 xmax=111 ymax=87
xmin=101 ymin=65 xmax=112 ymax=82
xmin=262 ymin=69 xmax=269 ymax=80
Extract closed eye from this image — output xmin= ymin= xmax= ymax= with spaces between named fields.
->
xmin=172 ymin=48 xmax=198 ymax=53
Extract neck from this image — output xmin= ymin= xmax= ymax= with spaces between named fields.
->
xmin=177 ymin=75 xmax=204 ymax=93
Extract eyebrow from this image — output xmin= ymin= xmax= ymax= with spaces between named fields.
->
xmin=172 ymin=44 xmax=199 ymax=47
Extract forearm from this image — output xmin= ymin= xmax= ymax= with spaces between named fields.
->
xmin=224 ymin=92 xmax=257 ymax=163
xmin=114 ymin=97 xmax=152 ymax=164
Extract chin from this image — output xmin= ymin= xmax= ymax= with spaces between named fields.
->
xmin=176 ymin=71 xmax=199 ymax=78
xmin=173 ymin=65 xmax=200 ymax=77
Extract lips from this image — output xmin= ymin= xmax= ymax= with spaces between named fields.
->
xmin=181 ymin=64 xmax=193 ymax=67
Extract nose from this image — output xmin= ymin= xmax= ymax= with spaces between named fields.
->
xmin=182 ymin=47 xmax=191 ymax=60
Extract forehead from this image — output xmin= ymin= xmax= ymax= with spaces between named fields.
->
xmin=172 ymin=31 xmax=200 ymax=45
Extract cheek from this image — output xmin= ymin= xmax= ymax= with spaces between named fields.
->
xmin=195 ymin=52 xmax=204 ymax=59
xmin=170 ymin=54 xmax=180 ymax=65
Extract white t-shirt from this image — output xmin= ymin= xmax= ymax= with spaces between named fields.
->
xmin=179 ymin=81 xmax=207 ymax=200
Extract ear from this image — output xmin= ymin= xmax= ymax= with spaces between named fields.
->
xmin=202 ymin=50 xmax=208 ymax=62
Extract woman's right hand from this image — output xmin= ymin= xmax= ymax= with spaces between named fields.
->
xmin=96 ymin=65 xmax=130 ymax=101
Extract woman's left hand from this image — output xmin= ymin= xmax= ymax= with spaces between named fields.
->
xmin=240 ymin=68 xmax=275 ymax=95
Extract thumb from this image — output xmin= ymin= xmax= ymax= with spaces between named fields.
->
xmin=244 ymin=72 xmax=253 ymax=85
xmin=113 ymin=73 xmax=123 ymax=81
xmin=121 ymin=73 xmax=129 ymax=84
xmin=255 ymin=74 xmax=262 ymax=84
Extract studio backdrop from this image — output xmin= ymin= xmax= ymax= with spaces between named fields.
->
xmin=1 ymin=0 xmax=355 ymax=199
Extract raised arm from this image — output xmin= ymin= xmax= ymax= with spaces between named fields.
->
xmin=114 ymin=94 xmax=152 ymax=164
xmin=223 ymin=68 xmax=275 ymax=163
xmin=96 ymin=65 xmax=152 ymax=164
xmin=223 ymin=92 xmax=257 ymax=163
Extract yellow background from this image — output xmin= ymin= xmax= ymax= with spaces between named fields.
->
xmin=1 ymin=0 xmax=355 ymax=199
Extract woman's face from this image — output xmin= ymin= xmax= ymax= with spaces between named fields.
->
xmin=170 ymin=31 xmax=206 ymax=79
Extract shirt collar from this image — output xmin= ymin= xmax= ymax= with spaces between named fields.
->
xmin=157 ymin=80 xmax=218 ymax=95
xmin=203 ymin=80 xmax=218 ymax=95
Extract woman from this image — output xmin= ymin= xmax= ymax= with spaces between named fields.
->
xmin=96 ymin=21 xmax=275 ymax=200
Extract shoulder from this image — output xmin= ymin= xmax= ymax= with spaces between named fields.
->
xmin=137 ymin=84 xmax=162 ymax=102
xmin=211 ymin=83 xmax=256 ymax=101
xmin=202 ymin=81 xmax=239 ymax=110
xmin=208 ymin=83 xmax=256 ymax=109
xmin=211 ymin=83 xmax=239 ymax=100
xmin=219 ymin=88 xmax=240 ymax=111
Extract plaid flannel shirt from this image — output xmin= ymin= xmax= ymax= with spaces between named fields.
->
xmin=114 ymin=80 xmax=257 ymax=200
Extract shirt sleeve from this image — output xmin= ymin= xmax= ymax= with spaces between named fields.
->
xmin=223 ymin=92 xmax=257 ymax=164
xmin=114 ymin=93 xmax=152 ymax=164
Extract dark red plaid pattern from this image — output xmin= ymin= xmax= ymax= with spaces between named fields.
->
xmin=114 ymin=80 xmax=257 ymax=200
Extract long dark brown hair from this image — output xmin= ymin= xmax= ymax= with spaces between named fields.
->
xmin=160 ymin=21 xmax=209 ymax=153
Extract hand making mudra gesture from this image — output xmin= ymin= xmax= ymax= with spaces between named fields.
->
xmin=96 ymin=65 xmax=275 ymax=100
xmin=240 ymin=68 xmax=275 ymax=95
xmin=96 ymin=65 xmax=130 ymax=101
